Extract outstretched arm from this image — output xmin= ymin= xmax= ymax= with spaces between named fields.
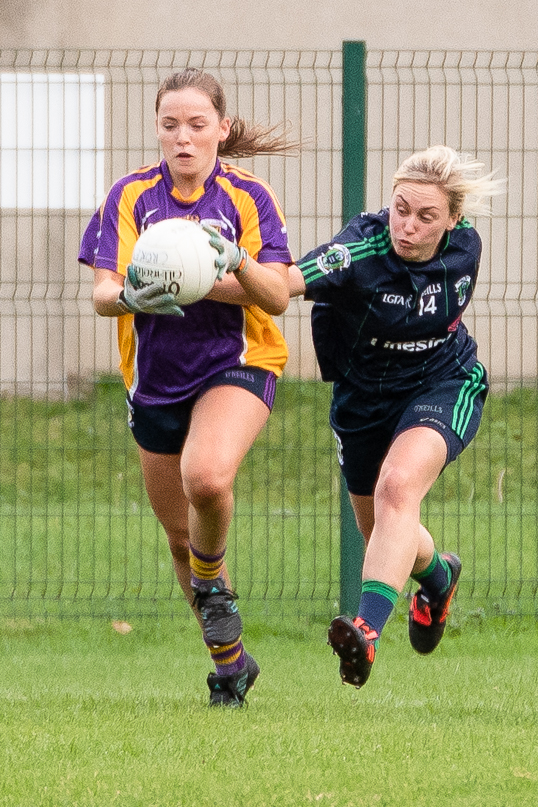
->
xmin=288 ymin=264 xmax=306 ymax=297
xmin=208 ymin=262 xmax=306 ymax=307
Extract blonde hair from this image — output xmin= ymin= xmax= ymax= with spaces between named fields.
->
xmin=392 ymin=145 xmax=505 ymax=218
xmin=156 ymin=69 xmax=299 ymax=158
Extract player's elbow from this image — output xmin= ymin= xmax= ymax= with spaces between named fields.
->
xmin=92 ymin=288 xmax=106 ymax=315
xmin=93 ymin=285 xmax=123 ymax=317
xmin=265 ymin=289 xmax=290 ymax=316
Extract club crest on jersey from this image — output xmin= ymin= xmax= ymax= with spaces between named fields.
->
xmin=455 ymin=275 xmax=471 ymax=306
xmin=316 ymin=244 xmax=351 ymax=274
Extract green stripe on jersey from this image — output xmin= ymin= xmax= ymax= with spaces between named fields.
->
xmin=451 ymin=363 xmax=486 ymax=438
xmin=300 ymin=227 xmax=392 ymax=284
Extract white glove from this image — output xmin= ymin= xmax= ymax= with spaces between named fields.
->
xmin=201 ymin=225 xmax=249 ymax=281
xmin=118 ymin=265 xmax=184 ymax=316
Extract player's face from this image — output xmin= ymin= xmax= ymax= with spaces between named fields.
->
xmin=156 ymin=87 xmax=230 ymax=193
xmin=389 ymin=181 xmax=458 ymax=262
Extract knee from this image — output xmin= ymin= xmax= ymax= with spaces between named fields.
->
xmin=182 ymin=462 xmax=233 ymax=510
xmin=375 ymin=463 xmax=415 ymax=513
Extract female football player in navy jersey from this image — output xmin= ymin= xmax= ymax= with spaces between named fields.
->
xmin=79 ymin=68 xmax=296 ymax=707
xmin=289 ymin=146 xmax=504 ymax=689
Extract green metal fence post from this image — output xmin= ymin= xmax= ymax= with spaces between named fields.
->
xmin=339 ymin=40 xmax=367 ymax=615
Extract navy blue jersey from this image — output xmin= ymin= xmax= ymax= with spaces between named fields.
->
xmin=297 ymin=208 xmax=483 ymax=395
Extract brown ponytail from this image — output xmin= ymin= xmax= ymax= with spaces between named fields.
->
xmin=156 ymin=69 xmax=299 ymax=159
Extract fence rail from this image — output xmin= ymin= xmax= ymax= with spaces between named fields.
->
xmin=0 ymin=48 xmax=537 ymax=618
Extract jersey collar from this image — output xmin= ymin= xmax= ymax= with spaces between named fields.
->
xmin=162 ymin=158 xmax=221 ymax=204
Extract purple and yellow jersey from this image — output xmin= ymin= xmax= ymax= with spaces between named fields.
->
xmin=79 ymin=159 xmax=292 ymax=405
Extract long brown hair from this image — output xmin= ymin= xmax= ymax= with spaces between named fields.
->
xmin=155 ymin=68 xmax=299 ymax=158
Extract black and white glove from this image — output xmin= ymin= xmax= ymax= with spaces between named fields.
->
xmin=117 ymin=265 xmax=184 ymax=316
xmin=201 ymin=225 xmax=249 ymax=281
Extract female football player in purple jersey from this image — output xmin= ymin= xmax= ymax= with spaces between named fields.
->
xmin=289 ymin=146 xmax=504 ymax=689
xmin=79 ymin=68 xmax=298 ymax=707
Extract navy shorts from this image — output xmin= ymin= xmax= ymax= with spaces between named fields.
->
xmin=127 ymin=366 xmax=277 ymax=454
xmin=330 ymin=364 xmax=488 ymax=496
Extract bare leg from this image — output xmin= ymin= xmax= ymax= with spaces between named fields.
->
xmin=350 ymin=427 xmax=447 ymax=592
xmin=350 ymin=493 xmax=439 ymax=580
xmin=328 ymin=427 xmax=449 ymax=688
xmin=137 ymin=447 xmax=232 ymax=627
xmin=180 ymin=385 xmax=271 ymax=560
xmin=179 ymin=385 xmax=270 ymax=688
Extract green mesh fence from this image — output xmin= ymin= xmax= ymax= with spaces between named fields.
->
xmin=0 ymin=48 xmax=537 ymax=619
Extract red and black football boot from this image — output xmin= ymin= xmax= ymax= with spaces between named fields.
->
xmin=328 ymin=615 xmax=379 ymax=688
xmin=409 ymin=552 xmax=462 ymax=655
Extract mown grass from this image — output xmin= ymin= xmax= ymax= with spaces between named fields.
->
xmin=1 ymin=381 xmax=537 ymax=804
xmin=1 ymin=615 xmax=537 ymax=807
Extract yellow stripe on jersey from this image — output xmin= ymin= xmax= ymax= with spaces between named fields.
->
xmin=241 ymin=305 xmax=289 ymax=377
xmin=220 ymin=163 xmax=288 ymax=228
xmin=116 ymin=172 xmax=163 ymax=274
xmin=117 ymin=314 xmax=136 ymax=391
xmin=109 ymin=167 xmax=164 ymax=389
xmin=215 ymin=174 xmax=264 ymax=258
xmin=215 ymin=167 xmax=288 ymax=376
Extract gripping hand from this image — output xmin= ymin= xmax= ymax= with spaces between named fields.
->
xmin=201 ymin=225 xmax=249 ymax=281
xmin=118 ymin=265 xmax=184 ymax=316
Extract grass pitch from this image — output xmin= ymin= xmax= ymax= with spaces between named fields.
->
xmin=1 ymin=378 xmax=537 ymax=804
xmin=1 ymin=615 xmax=537 ymax=807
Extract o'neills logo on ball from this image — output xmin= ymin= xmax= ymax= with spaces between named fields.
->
xmin=161 ymin=268 xmax=183 ymax=283
xmin=133 ymin=255 xmax=184 ymax=296
xmin=132 ymin=246 xmax=162 ymax=266
xmin=137 ymin=266 xmax=162 ymax=281
xmin=163 ymin=280 xmax=182 ymax=295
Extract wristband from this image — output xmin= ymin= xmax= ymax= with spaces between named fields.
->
xmin=117 ymin=289 xmax=132 ymax=314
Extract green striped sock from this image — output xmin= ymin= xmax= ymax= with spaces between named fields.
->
xmin=357 ymin=580 xmax=399 ymax=639
xmin=412 ymin=550 xmax=451 ymax=599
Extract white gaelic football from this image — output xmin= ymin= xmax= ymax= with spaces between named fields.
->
xmin=129 ymin=218 xmax=219 ymax=306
